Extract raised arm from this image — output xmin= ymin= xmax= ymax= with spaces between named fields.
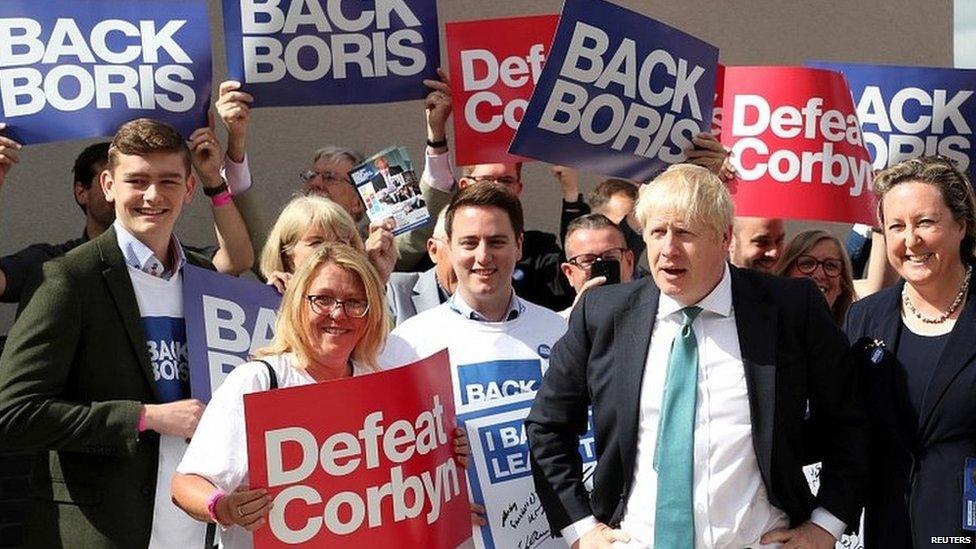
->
xmin=394 ymin=68 xmax=456 ymax=270
xmin=215 ymin=80 xmax=268 ymax=277
xmin=188 ymin=121 xmax=254 ymax=275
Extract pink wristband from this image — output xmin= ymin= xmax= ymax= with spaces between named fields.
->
xmin=207 ymin=489 xmax=228 ymax=524
xmin=137 ymin=408 xmax=148 ymax=432
xmin=211 ymin=190 xmax=232 ymax=207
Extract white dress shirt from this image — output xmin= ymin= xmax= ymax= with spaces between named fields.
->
xmin=561 ymin=265 xmax=844 ymax=548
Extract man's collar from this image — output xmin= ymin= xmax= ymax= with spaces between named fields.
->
xmin=113 ymin=221 xmax=186 ymax=279
xmin=657 ymin=262 xmax=733 ymax=319
xmin=448 ymin=289 xmax=524 ymax=322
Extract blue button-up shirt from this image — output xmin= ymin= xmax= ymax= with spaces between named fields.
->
xmin=113 ymin=221 xmax=186 ymax=280
xmin=447 ymin=290 xmax=524 ymax=322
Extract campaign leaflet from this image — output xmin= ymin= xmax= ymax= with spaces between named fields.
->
xmin=460 ymin=400 xmax=597 ymax=549
xmin=807 ymin=61 xmax=976 ymax=180
xmin=510 ymin=0 xmax=719 ymax=181
xmin=0 ymin=0 xmax=211 ymax=144
xmin=221 ymin=0 xmax=439 ymax=107
xmin=446 ymin=14 xmax=560 ymax=165
xmin=183 ymin=265 xmax=282 ymax=402
xmin=350 ymin=146 xmax=430 ymax=236
xmin=245 ymin=349 xmax=471 ymax=548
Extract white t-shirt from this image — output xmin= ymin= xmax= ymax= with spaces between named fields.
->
xmin=128 ymin=266 xmax=205 ymax=549
xmin=177 ymin=353 xmax=374 ymax=549
xmin=379 ymin=298 xmax=567 ymax=412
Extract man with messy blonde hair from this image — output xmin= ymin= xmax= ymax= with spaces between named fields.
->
xmin=528 ymin=164 xmax=868 ymax=549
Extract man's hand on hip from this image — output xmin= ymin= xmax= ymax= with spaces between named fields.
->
xmin=761 ymin=520 xmax=836 ymax=549
xmin=573 ymin=523 xmax=631 ymax=549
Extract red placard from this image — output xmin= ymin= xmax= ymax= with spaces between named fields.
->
xmin=446 ymin=14 xmax=559 ymax=166
xmin=712 ymin=63 xmax=725 ymax=136
xmin=245 ymin=350 xmax=469 ymax=548
xmin=720 ymin=66 xmax=875 ymax=224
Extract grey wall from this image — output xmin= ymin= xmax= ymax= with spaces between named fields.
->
xmin=0 ymin=0 xmax=953 ymax=332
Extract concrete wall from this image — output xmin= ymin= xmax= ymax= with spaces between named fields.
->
xmin=0 ymin=0 xmax=953 ymax=332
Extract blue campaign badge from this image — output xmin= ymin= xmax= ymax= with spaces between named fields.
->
xmin=870 ymin=346 xmax=885 ymax=365
xmin=964 ymin=458 xmax=976 ymax=531
xmin=537 ymin=344 xmax=551 ymax=359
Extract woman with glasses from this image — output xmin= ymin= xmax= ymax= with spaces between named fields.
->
xmin=846 ymin=156 xmax=976 ymax=548
xmin=774 ymin=230 xmax=855 ymax=325
xmin=170 ymin=244 xmax=389 ymax=548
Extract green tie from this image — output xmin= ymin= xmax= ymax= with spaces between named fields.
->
xmin=654 ymin=306 xmax=702 ymax=549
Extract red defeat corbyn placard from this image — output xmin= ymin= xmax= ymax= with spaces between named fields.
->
xmin=447 ymin=14 xmax=559 ymax=166
xmin=721 ymin=66 xmax=875 ymax=224
xmin=245 ymin=349 xmax=470 ymax=548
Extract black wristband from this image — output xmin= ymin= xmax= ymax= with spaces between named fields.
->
xmin=426 ymin=137 xmax=448 ymax=148
xmin=203 ymin=178 xmax=229 ymax=197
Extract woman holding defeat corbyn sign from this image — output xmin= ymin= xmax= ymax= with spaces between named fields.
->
xmin=171 ymin=244 xmax=465 ymax=548
xmin=845 ymin=156 xmax=976 ymax=548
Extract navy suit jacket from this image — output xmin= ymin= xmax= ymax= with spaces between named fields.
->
xmin=526 ymin=266 xmax=870 ymax=535
xmin=846 ymin=280 xmax=976 ymax=548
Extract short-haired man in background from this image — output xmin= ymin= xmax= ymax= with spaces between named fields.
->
xmin=386 ymin=209 xmax=457 ymax=325
xmin=559 ymin=214 xmax=635 ymax=319
xmin=728 ymin=216 xmax=786 ymax=273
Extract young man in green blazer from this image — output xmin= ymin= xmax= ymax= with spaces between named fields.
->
xmin=0 ymin=119 xmax=219 ymax=548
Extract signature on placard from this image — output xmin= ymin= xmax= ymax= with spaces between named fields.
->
xmin=500 ymin=491 xmax=546 ymax=529
xmin=517 ymin=529 xmax=550 ymax=549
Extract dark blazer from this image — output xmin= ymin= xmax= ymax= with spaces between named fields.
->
xmin=846 ymin=281 xmax=976 ymax=549
xmin=0 ymin=227 xmax=212 ymax=548
xmin=386 ymin=267 xmax=444 ymax=326
xmin=526 ymin=266 xmax=869 ymax=535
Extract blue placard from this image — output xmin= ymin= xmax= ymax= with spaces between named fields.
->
xmin=456 ymin=358 xmax=543 ymax=408
xmin=510 ymin=0 xmax=719 ymax=181
xmin=0 ymin=0 xmax=212 ymax=145
xmin=221 ymin=0 xmax=440 ymax=107
xmin=807 ymin=61 xmax=976 ymax=180
xmin=183 ymin=265 xmax=283 ymax=402
xmin=459 ymin=400 xmax=597 ymax=549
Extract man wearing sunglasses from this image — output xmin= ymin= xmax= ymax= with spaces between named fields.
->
xmin=559 ymin=214 xmax=636 ymax=319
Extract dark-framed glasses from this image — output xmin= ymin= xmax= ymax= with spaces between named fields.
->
xmin=306 ymin=294 xmax=369 ymax=318
xmin=568 ymin=248 xmax=626 ymax=270
xmin=299 ymin=170 xmax=351 ymax=185
xmin=465 ymin=175 xmax=519 ymax=186
xmin=795 ymin=255 xmax=843 ymax=277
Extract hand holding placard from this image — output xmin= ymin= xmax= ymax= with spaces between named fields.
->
xmin=510 ymin=0 xmax=718 ymax=181
xmin=245 ymin=350 xmax=470 ymax=548
xmin=719 ymin=66 xmax=874 ymax=224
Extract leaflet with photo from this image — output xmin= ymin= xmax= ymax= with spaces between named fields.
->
xmin=350 ymin=146 xmax=431 ymax=235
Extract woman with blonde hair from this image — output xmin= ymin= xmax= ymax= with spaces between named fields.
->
xmin=260 ymin=195 xmax=396 ymax=292
xmin=774 ymin=230 xmax=856 ymax=325
xmin=170 ymin=244 xmax=389 ymax=547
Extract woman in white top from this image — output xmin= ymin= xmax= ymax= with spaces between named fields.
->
xmin=170 ymin=243 xmax=390 ymax=548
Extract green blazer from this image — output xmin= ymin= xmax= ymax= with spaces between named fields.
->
xmin=0 ymin=227 xmax=213 ymax=548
